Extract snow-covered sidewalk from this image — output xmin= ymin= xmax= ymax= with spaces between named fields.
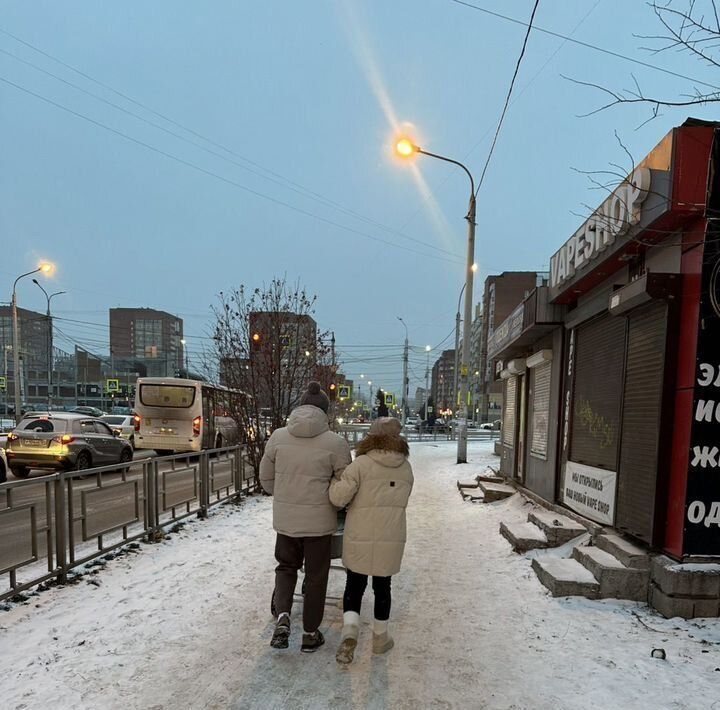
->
xmin=3 ymin=441 xmax=720 ymax=709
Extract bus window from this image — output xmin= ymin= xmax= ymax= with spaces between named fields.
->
xmin=139 ymin=384 xmax=196 ymax=408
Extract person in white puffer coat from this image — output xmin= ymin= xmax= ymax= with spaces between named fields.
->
xmin=329 ymin=417 xmax=413 ymax=665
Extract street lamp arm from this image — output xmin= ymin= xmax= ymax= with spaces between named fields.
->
xmin=397 ymin=316 xmax=409 ymax=339
xmin=14 ymin=268 xmax=41 ymax=294
xmin=417 ymin=148 xmax=475 ymax=196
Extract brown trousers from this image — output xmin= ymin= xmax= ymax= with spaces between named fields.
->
xmin=274 ymin=533 xmax=332 ymax=632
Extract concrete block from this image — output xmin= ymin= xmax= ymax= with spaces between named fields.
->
xmin=649 ymin=584 xmax=695 ymax=619
xmin=478 ymin=481 xmax=515 ymax=502
xmin=528 ymin=509 xmax=587 ymax=546
xmin=531 ymin=557 xmax=599 ymax=599
xmin=493 ymin=441 xmax=502 ymax=456
xmin=594 ymin=534 xmax=650 ymax=570
xmin=651 ymin=556 xmax=720 ymax=598
xmin=499 ymin=520 xmax=548 ymax=553
xmin=572 ymin=545 xmax=649 ymax=602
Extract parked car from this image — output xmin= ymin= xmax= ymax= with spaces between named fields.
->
xmin=101 ymin=414 xmax=137 ymax=449
xmin=1 ymin=418 xmax=15 ymax=433
xmin=480 ymin=420 xmax=502 ymax=430
xmin=69 ymin=406 xmax=106 ymax=417
xmin=0 ymin=445 xmax=6 ymax=483
xmin=6 ymin=412 xmax=133 ymax=478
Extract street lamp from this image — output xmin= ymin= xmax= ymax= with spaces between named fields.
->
xmin=11 ymin=262 xmax=54 ymax=423
xmin=33 ymin=279 xmax=66 ymax=411
xmin=395 ymin=137 xmax=477 ymax=464
xmin=397 ymin=317 xmax=409 ymax=427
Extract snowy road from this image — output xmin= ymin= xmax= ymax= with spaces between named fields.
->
xmin=3 ymin=441 xmax=719 ymax=709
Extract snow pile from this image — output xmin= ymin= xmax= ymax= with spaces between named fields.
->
xmin=2 ymin=441 xmax=719 ymax=709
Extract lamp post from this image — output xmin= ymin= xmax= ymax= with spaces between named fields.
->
xmin=180 ymin=338 xmax=187 ymax=376
xmin=367 ymin=380 xmax=373 ymax=420
xmin=12 ymin=262 xmax=54 ymax=422
xmin=397 ymin=317 xmax=409 ymax=427
xmin=424 ymin=345 xmax=431 ymax=422
xmin=395 ymin=138 xmax=476 ymax=464
xmin=33 ymin=279 xmax=66 ymax=410
xmin=3 ymin=345 xmax=11 ymax=417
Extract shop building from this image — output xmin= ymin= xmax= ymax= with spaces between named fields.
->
xmin=492 ymin=119 xmax=720 ymax=563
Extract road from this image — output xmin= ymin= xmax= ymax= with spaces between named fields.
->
xmin=0 ymin=449 xmax=238 ymax=580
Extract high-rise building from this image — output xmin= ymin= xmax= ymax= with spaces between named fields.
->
xmin=0 ymin=305 xmax=51 ymax=413
xmin=109 ymin=308 xmax=183 ymax=378
xmin=431 ymin=349 xmax=456 ymax=412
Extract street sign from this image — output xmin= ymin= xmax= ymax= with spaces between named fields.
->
xmin=0 ymin=376 xmax=5 ymax=391
xmin=384 ymin=393 xmax=394 ymax=406
xmin=338 ymin=385 xmax=351 ymax=401
xmin=106 ymin=379 xmax=119 ymax=393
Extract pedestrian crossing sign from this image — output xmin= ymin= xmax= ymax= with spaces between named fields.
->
xmin=106 ymin=379 xmax=119 ymax=393
xmin=338 ymin=385 xmax=351 ymax=401
xmin=384 ymin=393 xmax=394 ymax=406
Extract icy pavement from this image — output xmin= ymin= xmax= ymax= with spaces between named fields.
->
xmin=3 ymin=441 xmax=720 ymax=710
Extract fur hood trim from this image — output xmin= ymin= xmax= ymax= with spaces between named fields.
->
xmin=356 ymin=432 xmax=409 ymax=457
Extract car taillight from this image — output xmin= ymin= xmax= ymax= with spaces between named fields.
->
xmin=134 ymin=415 xmax=141 ymax=432
xmin=53 ymin=434 xmax=75 ymax=444
xmin=192 ymin=416 xmax=201 ymax=437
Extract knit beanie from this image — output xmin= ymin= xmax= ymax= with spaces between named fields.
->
xmin=369 ymin=417 xmax=402 ymax=437
xmin=299 ymin=381 xmax=330 ymax=413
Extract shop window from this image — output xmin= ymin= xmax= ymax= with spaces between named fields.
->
xmin=530 ymin=361 xmax=552 ymax=459
xmin=503 ymin=376 xmax=517 ymax=447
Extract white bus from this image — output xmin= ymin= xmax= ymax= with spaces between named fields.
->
xmin=133 ymin=377 xmax=242 ymax=455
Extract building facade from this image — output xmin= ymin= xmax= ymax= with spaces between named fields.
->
xmin=431 ymin=349 xmax=456 ymax=413
xmin=477 ymin=272 xmax=541 ymax=423
xmin=109 ymin=308 xmax=183 ymax=378
xmin=492 ymin=119 xmax=720 ymax=563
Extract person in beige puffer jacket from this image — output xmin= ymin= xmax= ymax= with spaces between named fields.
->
xmin=329 ymin=417 xmax=413 ymax=665
xmin=260 ymin=382 xmax=352 ymax=653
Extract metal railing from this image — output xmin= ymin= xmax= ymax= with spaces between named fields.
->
xmin=337 ymin=424 xmax=501 ymax=445
xmin=0 ymin=445 xmax=255 ymax=603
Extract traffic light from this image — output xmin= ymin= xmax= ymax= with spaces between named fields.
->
xmin=329 ymin=383 xmax=337 ymax=400
xmin=251 ymin=332 xmax=262 ymax=348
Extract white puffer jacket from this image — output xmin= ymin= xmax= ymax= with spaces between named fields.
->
xmin=330 ymin=432 xmax=413 ymax=577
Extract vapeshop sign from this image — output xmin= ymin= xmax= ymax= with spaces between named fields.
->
xmin=549 ymin=168 xmax=651 ymax=294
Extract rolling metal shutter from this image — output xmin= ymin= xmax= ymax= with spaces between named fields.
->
xmin=570 ymin=314 xmax=626 ymax=470
xmin=503 ymin=376 xmax=517 ymax=447
xmin=616 ymin=302 xmax=667 ymax=543
xmin=530 ymin=361 xmax=551 ymax=459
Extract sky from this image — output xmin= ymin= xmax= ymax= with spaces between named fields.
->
xmin=2 ymin=0 xmax=720 ymax=400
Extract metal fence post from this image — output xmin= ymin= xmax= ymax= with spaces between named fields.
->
xmin=146 ymin=459 xmax=159 ymax=541
xmin=199 ymin=452 xmax=209 ymax=519
xmin=53 ymin=473 xmax=68 ymax=584
xmin=233 ymin=445 xmax=243 ymax=500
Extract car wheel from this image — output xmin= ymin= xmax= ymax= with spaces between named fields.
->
xmin=11 ymin=466 xmax=30 ymax=479
xmin=118 ymin=448 xmax=133 ymax=473
xmin=75 ymin=451 xmax=92 ymax=472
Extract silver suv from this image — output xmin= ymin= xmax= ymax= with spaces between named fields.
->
xmin=6 ymin=412 xmax=133 ymax=478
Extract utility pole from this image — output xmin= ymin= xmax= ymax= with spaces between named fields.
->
xmin=33 ymin=280 xmax=65 ymax=411
xmin=425 ymin=345 xmax=431 ymax=423
xmin=453 ymin=285 xmax=465 ymax=418
xmin=457 ymin=195 xmax=477 ymax=463
xmin=3 ymin=345 xmax=10 ymax=417
xmin=398 ymin=317 xmax=409 ymax=427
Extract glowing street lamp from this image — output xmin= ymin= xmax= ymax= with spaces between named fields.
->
xmin=393 ymin=133 xmax=477 ymax=464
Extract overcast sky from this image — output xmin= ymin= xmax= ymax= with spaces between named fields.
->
xmin=2 ymin=0 xmax=719 ymax=398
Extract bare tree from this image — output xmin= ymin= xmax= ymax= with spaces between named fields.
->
xmin=566 ymin=1 xmax=720 ymax=121
xmin=209 ymin=277 xmax=335 ymax=475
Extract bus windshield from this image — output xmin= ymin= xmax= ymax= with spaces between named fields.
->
xmin=139 ymin=384 xmax=196 ymax=408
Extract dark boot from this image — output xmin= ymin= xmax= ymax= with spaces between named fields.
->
xmin=271 ymin=613 xmax=291 ymax=649
xmin=300 ymin=630 xmax=325 ymax=653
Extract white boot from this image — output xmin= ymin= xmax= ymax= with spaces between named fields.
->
xmin=372 ymin=618 xmax=394 ymax=655
xmin=336 ymin=611 xmax=360 ymax=665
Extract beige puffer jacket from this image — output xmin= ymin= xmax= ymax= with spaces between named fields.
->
xmin=259 ymin=405 xmax=352 ymax=538
xmin=329 ymin=432 xmax=413 ymax=577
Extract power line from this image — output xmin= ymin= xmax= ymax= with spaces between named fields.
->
xmin=475 ymin=0 xmax=540 ymax=197
xmin=0 ymin=73 xmax=463 ymax=266
xmin=450 ymin=0 xmax=720 ymax=91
